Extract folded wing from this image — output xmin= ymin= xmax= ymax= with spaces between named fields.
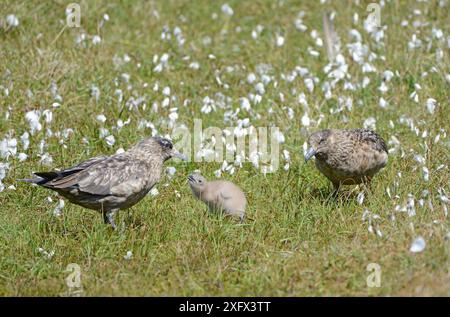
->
xmin=354 ymin=129 xmax=388 ymax=153
xmin=33 ymin=155 xmax=151 ymax=198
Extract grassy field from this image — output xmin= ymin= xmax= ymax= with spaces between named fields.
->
xmin=0 ymin=0 xmax=449 ymax=296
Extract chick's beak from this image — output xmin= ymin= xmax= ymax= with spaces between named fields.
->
xmin=304 ymin=147 xmax=316 ymax=162
xmin=171 ymin=149 xmax=188 ymax=161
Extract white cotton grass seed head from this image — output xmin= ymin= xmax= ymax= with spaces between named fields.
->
xmin=18 ymin=153 xmax=28 ymax=162
xmin=189 ymin=61 xmax=200 ymax=70
xmin=422 ymin=166 xmax=429 ymax=182
xmin=124 ymin=251 xmax=133 ymax=260
xmin=304 ymin=78 xmax=314 ymax=92
xmin=0 ymin=137 xmax=17 ymax=159
xmin=96 ymin=114 xmax=107 ymax=123
xmin=6 ymin=14 xmax=19 ymax=27
xmin=407 ymin=194 xmax=416 ymax=217
xmin=121 ymin=73 xmax=130 ymax=83
xmin=0 ymin=163 xmax=10 ymax=192
xmin=240 ymin=97 xmax=251 ymax=111
xmin=43 ymin=110 xmax=53 ymax=123
xmin=247 ymin=73 xmax=256 ymax=84
xmin=25 ymin=111 xmax=42 ymax=135
xmin=168 ymin=112 xmax=178 ymax=122
xmin=214 ymin=169 xmax=222 ymax=178
xmin=379 ymin=97 xmax=388 ymax=108
xmin=91 ymin=85 xmax=100 ymax=101
xmin=37 ymin=247 xmax=55 ymax=260
xmin=166 ymin=166 xmax=176 ymax=178
xmin=282 ymin=150 xmax=290 ymax=161
xmin=221 ymin=3 xmax=234 ymax=16
xmin=383 ymin=70 xmax=394 ymax=81
xmin=439 ymin=192 xmax=448 ymax=205
xmin=357 ymin=192 xmax=365 ymax=205
xmin=410 ymin=236 xmax=426 ymax=253
xmin=105 ymin=135 xmax=115 ymax=147
xmin=363 ymin=117 xmax=376 ymax=130
xmin=301 ymin=113 xmax=310 ymax=127
xmin=39 ymin=152 xmax=53 ymax=166
xmin=426 ymin=98 xmax=436 ymax=114
xmin=162 ymin=86 xmax=171 ymax=96
xmin=99 ymin=128 xmax=109 ymax=138
xmin=53 ymin=199 xmax=65 ymax=217
xmin=276 ymin=34 xmax=285 ymax=47
xmin=149 ymin=187 xmax=159 ymax=196
xmin=92 ymin=35 xmax=102 ymax=45
xmin=255 ymin=82 xmax=265 ymax=95
xmin=414 ymin=154 xmax=425 ymax=165
xmin=274 ymin=130 xmax=285 ymax=143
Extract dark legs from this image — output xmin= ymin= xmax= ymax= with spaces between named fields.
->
xmin=331 ymin=182 xmax=341 ymax=198
xmin=360 ymin=176 xmax=373 ymax=197
xmin=329 ymin=177 xmax=374 ymax=201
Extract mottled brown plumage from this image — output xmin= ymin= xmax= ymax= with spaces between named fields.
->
xmin=188 ymin=173 xmax=246 ymax=221
xmin=305 ymin=129 xmax=388 ymax=191
xmin=21 ymin=137 xmax=187 ymax=228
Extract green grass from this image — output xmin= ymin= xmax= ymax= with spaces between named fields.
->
xmin=0 ymin=0 xmax=449 ymax=296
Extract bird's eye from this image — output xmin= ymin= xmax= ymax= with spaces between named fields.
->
xmin=164 ymin=141 xmax=173 ymax=149
xmin=158 ymin=138 xmax=173 ymax=149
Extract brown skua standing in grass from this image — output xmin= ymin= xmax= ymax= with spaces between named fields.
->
xmin=20 ymin=136 xmax=187 ymax=229
xmin=305 ymin=128 xmax=389 ymax=193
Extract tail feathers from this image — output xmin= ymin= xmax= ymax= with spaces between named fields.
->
xmin=18 ymin=171 xmax=58 ymax=185
xmin=18 ymin=169 xmax=81 ymax=187
xmin=17 ymin=176 xmax=46 ymax=184
xmin=33 ymin=171 xmax=60 ymax=180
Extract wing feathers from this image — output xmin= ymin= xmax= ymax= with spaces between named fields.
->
xmin=30 ymin=155 xmax=109 ymax=191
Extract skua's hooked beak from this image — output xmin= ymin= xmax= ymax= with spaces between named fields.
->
xmin=304 ymin=147 xmax=316 ymax=162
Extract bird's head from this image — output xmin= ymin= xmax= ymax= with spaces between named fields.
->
xmin=188 ymin=173 xmax=207 ymax=194
xmin=134 ymin=136 xmax=188 ymax=162
xmin=305 ymin=129 xmax=332 ymax=162
xmin=155 ymin=137 xmax=188 ymax=162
